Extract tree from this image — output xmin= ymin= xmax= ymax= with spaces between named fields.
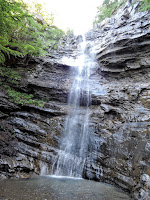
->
xmin=34 ymin=2 xmax=43 ymax=14
xmin=0 ymin=0 xmax=30 ymax=63
xmin=28 ymin=2 xmax=55 ymax=25
xmin=0 ymin=0 xmax=64 ymax=64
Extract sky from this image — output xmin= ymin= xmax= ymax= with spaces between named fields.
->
xmin=24 ymin=0 xmax=103 ymax=34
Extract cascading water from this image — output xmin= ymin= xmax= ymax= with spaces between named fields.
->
xmin=51 ymin=36 xmax=94 ymax=178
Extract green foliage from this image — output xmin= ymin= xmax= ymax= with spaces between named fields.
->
xmin=44 ymin=26 xmax=65 ymax=41
xmin=0 ymin=0 xmax=30 ymax=63
xmin=40 ymin=25 xmax=65 ymax=50
xmin=94 ymin=0 xmax=150 ymax=24
xmin=0 ymin=66 xmax=45 ymax=107
xmin=28 ymin=2 xmax=55 ymax=25
xmin=34 ymin=2 xmax=43 ymax=14
xmin=94 ymin=0 xmax=127 ymax=23
xmin=0 ymin=66 xmax=21 ymax=84
xmin=7 ymin=88 xmax=45 ymax=107
xmin=138 ymin=0 xmax=150 ymax=11
xmin=0 ymin=44 xmax=22 ymax=64
xmin=0 ymin=0 xmax=65 ymax=64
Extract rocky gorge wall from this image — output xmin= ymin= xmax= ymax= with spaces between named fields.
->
xmin=84 ymin=2 xmax=150 ymax=200
xmin=0 ymin=2 xmax=150 ymax=200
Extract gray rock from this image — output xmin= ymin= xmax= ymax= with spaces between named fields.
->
xmin=88 ymin=2 xmax=150 ymax=73
xmin=0 ymin=2 xmax=150 ymax=200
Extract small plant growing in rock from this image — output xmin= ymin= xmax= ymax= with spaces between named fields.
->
xmin=7 ymin=88 xmax=45 ymax=108
xmin=0 ymin=66 xmax=21 ymax=85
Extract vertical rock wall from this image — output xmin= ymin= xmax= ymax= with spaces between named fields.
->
xmin=0 ymin=2 xmax=150 ymax=200
xmin=84 ymin=2 xmax=150 ymax=199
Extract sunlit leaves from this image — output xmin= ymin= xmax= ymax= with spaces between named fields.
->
xmin=0 ymin=0 xmax=65 ymax=64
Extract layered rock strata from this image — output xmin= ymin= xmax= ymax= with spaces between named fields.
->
xmin=84 ymin=2 xmax=150 ymax=199
xmin=0 ymin=2 xmax=150 ymax=200
xmin=87 ymin=2 xmax=150 ymax=73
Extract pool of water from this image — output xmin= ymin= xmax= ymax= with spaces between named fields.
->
xmin=0 ymin=175 xmax=132 ymax=200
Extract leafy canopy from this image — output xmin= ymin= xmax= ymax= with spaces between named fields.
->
xmin=28 ymin=2 xmax=55 ymax=25
xmin=0 ymin=0 xmax=65 ymax=64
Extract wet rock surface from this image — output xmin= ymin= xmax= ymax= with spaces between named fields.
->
xmin=0 ymin=2 xmax=150 ymax=200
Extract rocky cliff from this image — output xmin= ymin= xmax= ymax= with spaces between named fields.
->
xmin=0 ymin=2 xmax=150 ymax=200
xmin=83 ymin=2 xmax=150 ymax=199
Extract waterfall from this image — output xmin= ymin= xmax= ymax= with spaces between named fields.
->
xmin=51 ymin=36 xmax=94 ymax=178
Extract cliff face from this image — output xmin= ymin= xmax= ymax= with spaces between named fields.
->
xmin=0 ymin=34 xmax=78 ymax=178
xmin=0 ymin=2 xmax=150 ymax=200
xmin=84 ymin=2 xmax=150 ymax=199
xmin=89 ymin=2 xmax=150 ymax=73
xmin=84 ymin=3 xmax=150 ymax=199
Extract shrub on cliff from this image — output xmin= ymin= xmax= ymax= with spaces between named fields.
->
xmin=138 ymin=0 xmax=150 ymax=11
xmin=0 ymin=0 xmax=64 ymax=64
xmin=94 ymin=0 xmax=150 ymax=24
xmin=94 ymin=0 xmax=127 ymax=23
